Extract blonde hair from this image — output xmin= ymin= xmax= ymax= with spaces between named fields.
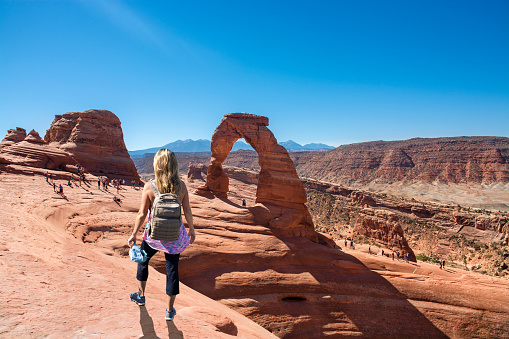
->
xmin=153 ymin=149 xmax=181 ymax=195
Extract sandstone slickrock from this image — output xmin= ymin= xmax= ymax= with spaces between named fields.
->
xmin=200 ymin=113 xmax=335 ymax=247
xmin=353 ymin=208 xmax=417 ymax=261
xmin=44 ymin=109 xmax=139 ymax=180
xmin=0 ymin=167 xmax=274 ymax=338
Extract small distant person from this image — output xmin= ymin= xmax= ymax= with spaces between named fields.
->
xmin=59 ymin=184 xmax=63 ymax=194
xmin=242 ymin=199 xmax=246 ymax=207
xmin=53 ymin=182 xmax=56 ymax=192
xmin=442 ymin=259 xmax=446 ymax=269
xmin=392 ymin=252 xmax=395 ymax=260
xmin=439 ymin=260 xmax=443 ymax=269
xmin=381 ymin=249 xmax=384 ymax=257
xmin=68 ymin=180 xmax=72 ymax=187
xmin=406 ymin=253 xmax=409 ymax=262
xmin=98 ymin=178 xmax=101 ymax=189
xmin=350 ymin=241 xmax=353 ymax=248
xmin=344 ymin=239 xmax=347 ymax=247
xmin=45 ymin=171 xmax=49 ymax=182
xmin=397 ymin=252 xmax=400 ymax=259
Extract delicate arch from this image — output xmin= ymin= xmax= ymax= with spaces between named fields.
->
xmin=204 ymin=113 xmax=306 ymax=205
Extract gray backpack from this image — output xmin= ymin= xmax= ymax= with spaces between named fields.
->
xmin=148 ymin=180 xmax=182 ymax=241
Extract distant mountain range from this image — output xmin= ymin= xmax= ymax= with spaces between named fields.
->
xmin=129 ymin=139 xmax=334 ymax=158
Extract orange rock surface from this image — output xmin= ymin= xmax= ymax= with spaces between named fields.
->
xmin=0 ymin=166 xmax=275 ymax=338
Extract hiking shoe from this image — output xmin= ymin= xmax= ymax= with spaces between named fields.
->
xmin=165 ymin=308 xmax=176 ymax=321
xmin=130 ymin=292 xmax=145 ymax=306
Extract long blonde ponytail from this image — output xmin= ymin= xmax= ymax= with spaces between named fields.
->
xmin=153 ymin=149 xmax=181 ymax=195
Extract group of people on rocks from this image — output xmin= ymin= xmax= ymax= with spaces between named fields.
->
xmin=45 ymin=171 xmax=66 ymax=197
xmin=45 ymin=168 xmax=141 ymax=204
xmin=342 ymin=238 xmax=414 ymax=262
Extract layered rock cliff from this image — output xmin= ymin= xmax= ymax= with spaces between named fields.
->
xmin=0 ymin=129 xmax=80 ymax=172
xmin=44 ymin=109 xmax=139 ymax=179
xmin=294 ymin=136 xmax=509 ymax=184
xmin=354 ymin=208 xmax=416 ymax=261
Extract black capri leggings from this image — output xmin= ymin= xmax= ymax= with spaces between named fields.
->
xmin=136 ymin=240 xmax=180 ymax=296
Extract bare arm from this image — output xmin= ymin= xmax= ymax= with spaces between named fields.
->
xmin=180 ymin=181 xmax=196 ymax=243
xmin=127 ymin=182 xmax=151 ymax=247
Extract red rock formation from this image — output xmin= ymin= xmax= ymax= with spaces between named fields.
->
xmin=353 ymin=208 xmax=416 ymax=261
xmin=24 ymin=130 xmax=46 ymax=144
xmin=0 ymin=127 xmax=26 ymax=150
xmin=187 ymin=163 xmax=207 ymax=181
xmin=349 ymin=190 xmax=376 ymax=207
xmin=44 ymin=109 xmax=139 ymax=180
xmin=201 ymin=113 xmax=335 ymax=247
xmin=294 ymin=136 xmax=509 ymax=184
xmin=0 ymin=129 xmax=79 ymax=172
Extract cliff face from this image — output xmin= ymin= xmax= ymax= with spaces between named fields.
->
xmin=44 ymin=109 xmax=139 ymax=179
xmin=354 ymin=208 xmax=416 ymax=261
xmin=294 ymin=137 xmax=509 ymax=184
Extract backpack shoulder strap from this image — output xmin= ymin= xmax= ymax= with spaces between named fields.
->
xmin=149 ymin=179 xmax=161 ymax=198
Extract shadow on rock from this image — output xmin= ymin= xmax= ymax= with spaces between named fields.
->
xmin=167 ymin=321 xmax=184 ymax=338
xmin=139 ymin=307 xmax=158 ymax=338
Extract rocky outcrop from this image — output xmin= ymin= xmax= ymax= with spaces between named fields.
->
xmin=24 ymin=130 xmax=46 ymax=144
xmin=353 ymin=208 xmax=416 ymax=261
xmin=294 ymin=136 xmax=509 ymax=184
xmin=44 ymin=109 xmax=139 ymax=180
xmin=187 ymin=163 xmax=207 ymax=181
xmin=200 ymin=113 xmax=335 ymax=247
xmin=0 ymin=129 xmax=79 ymax=172
xmin=0 ymin=127 xmax=26 ymax=150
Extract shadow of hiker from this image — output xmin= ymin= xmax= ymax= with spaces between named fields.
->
xmin=167 ymin=321 xmax=184 ymax=338
xmin=173 ymin=207 xmax=449 ymax=338
xmin=139 ymin=306 xmax=158 ymax=338
xmin=217 ymin=195 xmax=242 ymax=208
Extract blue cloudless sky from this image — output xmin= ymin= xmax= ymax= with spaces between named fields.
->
xmin=0 ymin=0 xmax=508 ymax=150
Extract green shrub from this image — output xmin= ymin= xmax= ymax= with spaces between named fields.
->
xmin=416 ymin=253 xmax=430 ymax=262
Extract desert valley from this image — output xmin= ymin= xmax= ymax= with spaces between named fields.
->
xmin=1 ymin=110 xmax=508 ymax=338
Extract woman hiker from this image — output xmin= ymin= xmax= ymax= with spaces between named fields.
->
xmin=128 ymin=149 xmax=196 ymax=321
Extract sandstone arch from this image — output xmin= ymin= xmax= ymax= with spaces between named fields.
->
xmin=202 ymin=113 xmax=334 ymax=247
xmin=204 ymin=113 xmax=306 ymax=204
